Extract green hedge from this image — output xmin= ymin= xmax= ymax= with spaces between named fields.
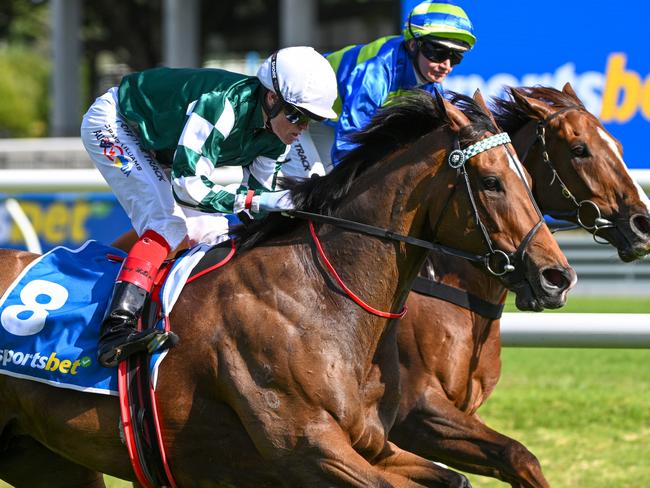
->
xmin=0 ymin=47 xmax=49 ymax=137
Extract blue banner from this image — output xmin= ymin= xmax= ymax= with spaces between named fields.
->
xmin=401 ymin=1 xmax=650 ymax=169
xmin=0 ymin=192 xmax=132 ymax=252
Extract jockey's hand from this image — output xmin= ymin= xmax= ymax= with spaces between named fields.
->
xmin=258 ymin=190 xmax=294 ymax=212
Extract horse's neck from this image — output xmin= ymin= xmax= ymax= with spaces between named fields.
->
xmin=317 ymin=150 xmax=448 ymax=352
xmin=509 ymin=119 xmax=538 ymax=160
xmin=510 ymin=119 xmax=545 ymax=194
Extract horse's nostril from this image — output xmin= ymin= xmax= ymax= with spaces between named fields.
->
xmin=631 ymin=214 xmax=650 ymax=236
xmin=542 ymin=267 xmax=569 ymax=290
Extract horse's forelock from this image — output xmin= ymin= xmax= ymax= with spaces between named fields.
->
xmin=447 ymin=92 xmax=501 ymax=145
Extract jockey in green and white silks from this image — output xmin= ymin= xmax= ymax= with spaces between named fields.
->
xmin=80 ymin=46 xmax=337 ymax=368
xmin=118 ymin=68 xmax=290 ymax=216
xmin=282 ymin=0 xmax=476 ymax=178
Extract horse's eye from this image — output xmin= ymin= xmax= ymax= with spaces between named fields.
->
xmin=482 ymin=176 xmax=501 ymax=191
xmin=571 ymin=144 xmax=589 ymax=158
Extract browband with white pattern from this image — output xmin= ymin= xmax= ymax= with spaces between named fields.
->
xmin=463 ymin=132 xmax=511 ymax=160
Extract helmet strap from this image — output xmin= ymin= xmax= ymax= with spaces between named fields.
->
xmin=405 ymin=10 xmax=429 ymax=82
xmin=407 ymin=8 xmax=417 ymax=40
xmin=262 ymin=90 xmax=283 ymax=132
xmin=262 ymin=51 xmax=285 ymax=132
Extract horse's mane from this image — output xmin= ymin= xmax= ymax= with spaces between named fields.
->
xmin=492 ymin=86 xmax=585 ymax=134
xmin=233 ymin=90 xmax=499 ymax=250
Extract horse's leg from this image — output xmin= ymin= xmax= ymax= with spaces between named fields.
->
xmin=269 ymin=421 xmax=469 ymax=488
xmin=390 ymin=394 xmax=549 ymax=488
xmin=374 ymin=441 xmax=472 ymax=488
xmin=0 ymin=435 xmax=105 ymax=488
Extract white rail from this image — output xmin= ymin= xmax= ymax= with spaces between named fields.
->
xmin=501 ymin=313 xmax=650 ymax=348
xmin=0 ymin=168 xmax=243 ymax=190
xmin=0 ymin=168 xmax=648 ymax=191
xmin=3 ymin=198 xmax=42 ymax=254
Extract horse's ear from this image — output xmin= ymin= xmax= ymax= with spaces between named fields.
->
xmin=511 ymin=88 xmax=554 ymax=121
xmin=562 ymin=82 xmax=582 ymax=103
xmin=433 ymin=88 xmax=447 ymax=115
xmin=473 ymin=89 xmax=500 ymax=130
xmin=473 ymin=88 xmax=488 ymax=108
xmin=442 ymin=98 xmax=470 ymax=132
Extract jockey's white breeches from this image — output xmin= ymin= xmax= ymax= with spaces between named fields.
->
xmin=80 ymin=88 xmax=230 ymax=250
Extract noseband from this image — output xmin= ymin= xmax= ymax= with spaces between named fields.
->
xmin=526 ymin=106 xmax=615 ymax=244
xmin=291 ymin=131 xmax=543 ymax=281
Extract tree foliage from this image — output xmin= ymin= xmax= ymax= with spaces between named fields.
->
xmin=0 ymin=47 xmax=49 ymax=137
xmin=0 ymin=0 xmax=49 ymax=137
xmin=0 ymin=0 xmax=395 ymax=136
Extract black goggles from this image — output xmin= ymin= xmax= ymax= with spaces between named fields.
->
xmin=418 ymin=41 xmax=464 ymax=66
xmin=283 ymin=102 xmax=325 ymax=125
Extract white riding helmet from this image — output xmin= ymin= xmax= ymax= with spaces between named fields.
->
xmin=257 ymin=46 xmax=338 ymax=120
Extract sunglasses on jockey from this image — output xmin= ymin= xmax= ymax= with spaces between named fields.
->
xmin=283 ymin=102 xmax=324 ymax=125
xmin=406 ymin=9 xmax=465 ymax=67
xmin=270 ymin=52 xmax=326 ymax=125
xmin=417 ymin=39 xmax=464 ymax=66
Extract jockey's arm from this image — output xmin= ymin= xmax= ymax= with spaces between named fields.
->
xmin=172 ymin=154 xmax=293 ymax=215
xmin=170 ymin=95 xmax=293 ymax=215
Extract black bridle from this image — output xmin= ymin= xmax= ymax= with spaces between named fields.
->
xmin=523 ymin=106 xmax=615 ymax=244
xmin=290 ymin=131 xmax=544 ymax=280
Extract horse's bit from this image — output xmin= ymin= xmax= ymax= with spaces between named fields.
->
xmin=528 ymin=106 xmax=614 ymax=244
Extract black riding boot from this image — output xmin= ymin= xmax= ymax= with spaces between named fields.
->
xmin=97 ymin=281 xmax=178 ymax=367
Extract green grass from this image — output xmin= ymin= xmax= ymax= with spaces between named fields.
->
xmin=2 ymin=297 xmax=649 ymax=487
xmin=504 ymin=294 xmax=650 ymax=313
xmin=104 ymin=477 xmax=129 ymax=487
xmin=465 ymin=347 xmax=650 ymax=488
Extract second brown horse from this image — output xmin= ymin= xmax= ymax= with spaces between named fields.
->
xmin=389 ymin=84 xmax=650 ymax=488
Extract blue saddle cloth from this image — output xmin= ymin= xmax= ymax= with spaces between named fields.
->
xmin=0 ymin=241 xmax=125 ymax=395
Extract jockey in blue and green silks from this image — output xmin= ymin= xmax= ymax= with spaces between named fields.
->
xmin=281 ymin=1 xmax=477 ymax=178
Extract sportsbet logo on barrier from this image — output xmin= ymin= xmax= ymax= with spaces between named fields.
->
xmin=446 ymin=53 xmax=650 ymax=125
xmin=600 ymin=54 xmax=650 ymax=123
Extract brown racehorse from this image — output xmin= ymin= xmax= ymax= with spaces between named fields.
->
xmin=0 ymin=91 xmax=575 ymax=487
xmin=389 ymin=84 xmax=650 ymax=488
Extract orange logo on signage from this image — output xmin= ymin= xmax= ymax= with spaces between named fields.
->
xmin=600 ymin=53 xmax=650 ymax=123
